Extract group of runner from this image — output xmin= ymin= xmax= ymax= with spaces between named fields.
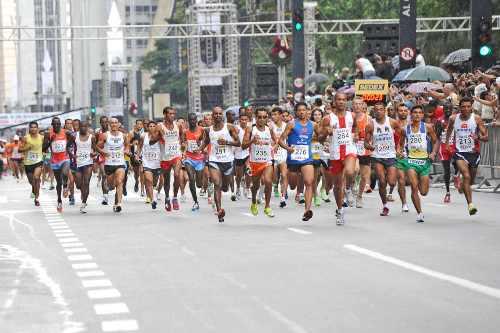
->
xmin=6 ymin=93 xmax=488 ymax=224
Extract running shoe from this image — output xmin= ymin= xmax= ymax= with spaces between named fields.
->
xmin=57 ymin=202 xmax=63 ymax=213
xmin=416 ymin=213 xmax=425 ymax=223
xmin=123 ymin=186 xmax=127 ymax=197
xmin=49 ymin=185 xmax=55 ymax=190
xmin=346 ymin=189 xmax=354 ymax=207
xmin=172 ymin=198 xmax=180 ymax=210
xmin=69 ymin=195 xmax=75 ymax=206
xmin=320 ymin=189 xmax=329 ymax=202
xmin=140 ymin=189 xmax=145 ymax=197
xmin=113 ymin=205 xmax=122 ymax=213
xmin=63 ymin=187 xmax=68 ymax=198
xmin=207 ymin=196 xmax=213 ymax=205
xmin=165 ymin=199 xmax=172 ymax=212
xmin=180 ymin=194 xmax=187 ymax=203
xmin=298 ymin=193 xmax=305 ymax=204
xmin=217 ymin=209 xmax=225 ymax=223
xmin=468 ymin=203 xmax=478 ymax=216
xmin=246 ymin=188 xmax=252 ymax=199
xmin=366 ymin=187 xmax=373 ymax=193
xmin=134 ymin=182 xmax=139 ymax=193
xmin=199 ymin=189 xmax=207 ymax=197
xmin=313 ymin=196 xmax=321 ymax=207
xmin=145 ymin=197 xmax=151 ymax=204
xmin=380 ymin=206 xmax=389 ymax=216
xmin=102 ymin=194 xmax=108 ymax=206
xmin=264 ymin=207 xmax=275 ymax=218
xmin=342 ymin=199 xmax=349 ymax=208
xmin=355 ymin=197 xmax=363 ymax=208
xmin=454 ymin=175 xmax=463 ymax=193
xmin=152 ymin=201 xmax=157 ymax=210
xmin=30 ymin=192 xmax=35 ymax=199
xmin=236 ymin=189 xmax=241 ymax=200
xmin=279 ymin=199 xmax=287 ymax=208
xmin=80 ymin=203 xmax=87 ymax=214
xmin=443 ymin=193 xmax=451 ymax=203
xmin=302 ymin=210 xmax=313 ymax=221
xmin=402 ymin=204 xmax=410 ymax=213
xmin=250 ymin=203 xmax=259 ymax=216
xmin=336 ymin=209 xmax=345 ymax=226
xmin=386 ymin=194 xmax=395 ymax=202
xmin=34 ymin=199 xmax=40 ymax=207
xmin=273 ymin=184 xmax=280 ymax=198
xmin=191 ymin=202 xmax=200 ymax=212
xmin=231 ymin=194 xmax=237 ymax=202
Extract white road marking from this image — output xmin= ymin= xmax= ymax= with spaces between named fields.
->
xmin=82 ymin=279 xmax=113 ymax=288
xmin=76 ymin=270 xmax=106 ymax=278
xmin=101 ymin=320 xmax=138 ymax=332
xmin=94 ymin=303 xmax=130 ymax=315
xmin=344 ymin=244 xmax=500 ymax=300
xmin=181 ymin=246 xmax=196 ymax=257
xmin=428 ymin=203 xmax=447 ymax=207
xmin=68 ymin=254 xmax=93 ymax=261
xmin=287 ymin=228 xmax=312 ymax=235
xmin=55 ymin=233 xmax=75 ymax=237
xmin=242 ymin=212 xmax=255 ymax=217
xmin=59 ymin=237 xmax=79 ymax=243
xmin=61 ymin=242 xmax=84 ymax=248
xmin=72 ymin=263 xmax=98 ymax=270
xmin=64 ymin=248 xmax=88 ymax=253
xmin=48 ymin=222 xmax=67 ymax=226
xmin=87 ymin=289 xmax=121 ymax=299
xmin=252 ymin=296 xmax=309 ymax=333
xmin=51 ymin=225 xmax=70 ymax=230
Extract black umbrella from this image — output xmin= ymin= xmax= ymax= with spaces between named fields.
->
xmin=442 ymin=49 xmax=471 ymax=65
xmin=305 ymin=73 xmax=330 ymax=85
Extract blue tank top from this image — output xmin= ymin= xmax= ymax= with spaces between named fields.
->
xmin=287 ymin=120 xmax=314 ymax=164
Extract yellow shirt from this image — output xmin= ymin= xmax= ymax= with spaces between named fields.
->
xmin=24 ymin=134 xmax=43 ymax=165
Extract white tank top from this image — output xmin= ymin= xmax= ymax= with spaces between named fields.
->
xmin=142 ymin=133 xmax=161 ymax=170
xmin=104 ymin=132 xmax=125 ymax=166
xmin=209 ymin=124 xmax=234 ymax=163
xmin=271 ymin=121 xmax=287 ymax=162
xmin=372 ymin=117 xmax=396 ymax=159
xmin=358 ymin=58 xmax=375 ymax=74
xmin=75 ymin=133 xmax=93 ymax=168
xmin=249 ymin=126 xmax=272 ymax=163
xmin=161 ymin=123 xmax=181 ymax=161
xmin=329 ymin=112 xmax=357 ymax=160
xmin=234 ymin=125 xmax=249 ymax=159
xmin=453 ymin=114 xmax=478 ymax=153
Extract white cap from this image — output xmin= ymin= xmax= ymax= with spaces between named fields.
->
xmin=13 ymin=135 xmax=19 ymax=140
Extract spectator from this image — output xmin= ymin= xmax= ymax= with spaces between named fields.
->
xmin=474 ymin=90 xmax=497 ymax=123
xmin=355 ymin=54 xmax=376 ymax=79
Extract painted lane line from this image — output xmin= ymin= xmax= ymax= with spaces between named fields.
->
xmin=59 ymin=237 xmax=80 ymax=243
xmin=101 ymin=320 xmax=139 ymax=332
xmin=51 ymin=226 xmax=70 ymax=230
xmin=61 ymin=242 xmax=84 ymax=248
xmin=72 ymin=263 xmax=98 ymax=270
xmin=87 ymin=289 xmax=121 ymax=299
xmin=55 ymin=233 xmax=75 ymax=238
xmin=344 ymin=244 xmax=500 ymax=300
xmin=54 ymin=231 xmax=74 ymax=235
xmin=242 ymin=212 xmax=255 ymax=217
xmin=76 ymin=270 xmax=106 ymax=278
xmin=287 ymin=228 xmax=312 ymax=235
xmin=64 ymin=248 xmax=88 ymax=254
xmin=181 ymin=247 xmax=196 ymax=257
xmin=82 ymin=279 xmax=113 ymax=288
xmin=67 ymin=254 xmax=93 ymax=261
xmin=94 ymin=303 xmax=130 ymax=315
xmin=48 ymin=222 xmax=67 ymax=225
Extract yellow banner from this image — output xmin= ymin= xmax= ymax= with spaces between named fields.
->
xmin=354 ymin=80 xmax=389 ymax=95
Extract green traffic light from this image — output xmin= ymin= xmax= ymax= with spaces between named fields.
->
xmin=243 ymin=100 xmax=250 ymax=107
xmin=91 ymin=107 xmax=96 ymax=114
xmin=479 ymin=45 xmax=493 ymax=57
xmin=295 ymin=22 xmax=303 ymax=31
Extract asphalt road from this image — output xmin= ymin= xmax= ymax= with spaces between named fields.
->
xmin=0 ymin=175 xmax=499 ymax=333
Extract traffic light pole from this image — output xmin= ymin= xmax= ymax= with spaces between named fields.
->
xmin=471 ymin=0 xmax=494 ymax=70
xmin=292 ymin=0 xmax=305 ymax=102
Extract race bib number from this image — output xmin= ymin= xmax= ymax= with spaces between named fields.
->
xmin=356 ymin=141 xmax=365 ymax=155
xmin=77 ymin=151 xmax=91 ymax=164
xmin=291 ymin=145 xmax=309 ymax=161
xmin=27 ymin=151 xmax=40 ymax=163
xmin=408 ymin=158 xmax=426 ymax=166
xmin=187 ymin=140 xmax=199 ymax=152
xmin=311 ymin=143 xmax=322 ymax=159
xmin=440 ymin=131 xmax=454 ymax=144
xmin=145 ymin=151 xmax=159 ymax=161
xmin=408 ymin=135 xmax=423 ymax=146
xmin=109 ymin=150 xmax=123 ymax=163
xmin=164 ymin=143 xmax=180 ymax=159
xmin=252 ymin=146 xmax=270 ymax=162
xmin=215 ymin=145 xmax=228 ymax=159
xmin=376 ymin=142 xmax=391 ymax=155
xmin=336 ymin=128 xmax=352 ymax=145
xmin=456 ymin=135 xmax=473 ymax=152
xmin=52 ymin=140 xmax=66 ymax=153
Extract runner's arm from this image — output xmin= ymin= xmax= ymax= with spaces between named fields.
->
xmin=241 ymin=127 xmax=252 ymax=150
xmin=426 ymin=124 xmax=439 ymax=161
xmin=444 ymin=115 xmax=455 ymax=146
xmin=278 ymin=122 xmax=294 ymax=152
xmin=197 ymin=128 xmax=210 ymax=152
xmin=363 ymin=121 xmax=375 ymax=151
xmin=227 ymin=125 xmax=241 ymax=147
xmin=42 ymin=132 xmax=51 ymax=153
xmin=95 ymin=133 xmax=107 ymax=156
xmin=475 ymin=115 xmax=489 ymax=142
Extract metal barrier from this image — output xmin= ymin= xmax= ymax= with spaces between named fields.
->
xmin=431 ymin=124 xmax=500 ymax=193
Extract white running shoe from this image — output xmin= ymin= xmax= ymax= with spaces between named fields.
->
xmin=346 ymin=189 xmax=354 ymax=207
xmin=180 ymin=194 xmax=187 ymax=203
xmin=416 ymin=213 xmax=425 ymax=223
xmin=355 ymin=197 xmax=363 ymax=208
xmin=336 ymin=208 xmax=345 ymax=225
xmin=402 ymin=204 xmax=409 ymax=213
xmin=80 ymin=203 xmax=87 ymax=214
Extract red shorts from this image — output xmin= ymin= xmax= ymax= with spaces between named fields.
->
xmin=160 ymin=157 xmax=181 ymax=171
xmin=439 ymin=145 xmax=454 ymax=161
xmin=328 ymin=154 xmax=356 ymax=175
xmin=249 ymin=161 xmax=271 ymax=177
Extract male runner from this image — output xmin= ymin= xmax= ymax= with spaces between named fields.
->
xmin=95 ymin=116 xmax=110 ymax=205
xmin=150 ymin=107 xmax=183 ymax=211
xmin=64 ymin=118 xmax=77 ymax=206
xmin=270 ymin=107 xmax=289 ymax=208
xmin=397 ymin=105 xmax=439 ymax=222
xmin=6 ymin=135 xmax=23 ymax=180
xmin=435 ymin=103 xmax=456 ymax=203
xmin=137 ymin=120 xmax=162 ymax=209
xmin=74 ymin=121 xmax=95 ymax=213
xmin=19 ymin=122 xmax=43 ymax=206
xmin=182 ymin=113 xmax=206 ymax=211
xmin=321 ymin=93 xmax=358 ymax=225
xmin=43 ymin=117 xmax=75 ymax=212
xmin=199 ymin=107 xmax=240 ymax=222
xmin=364 ymin=101 xmax=402 ymax=216
xmin=445 ymin=96 xmax=488 ymax=215
xmin=279 ymin=102 xmax=319 ymax=221
xmin=130 ymin=119 xmax=144 ymax=195
xmin=352 ymin=97 xmax=371 ymax=208
xmin=242 ymin=107 xmax=276 ymax=217
xmin=233 ymin=112 xmax=250 ymax=200
xmin=96 ymin=117 xmax=130 ymax=213
xmin=394 ymin=103 xmax=410 ymax=212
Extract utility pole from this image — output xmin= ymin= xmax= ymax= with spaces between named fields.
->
xmin=292 ymin=0 xmax=305 ymax=101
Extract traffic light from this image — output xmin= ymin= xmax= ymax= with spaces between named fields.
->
xmin=243 ymin=100 xmax=250 ymax=108
xmin=292 ymin=9 xmax=303 ymax=32
xmin=90 ymin=107 xmax=96 ymax=115
xmin=478 ymin=17 xmax=493 ymax=57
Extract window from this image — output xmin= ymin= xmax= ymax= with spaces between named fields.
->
xmin=127 ymin=56 xmax=132 ymax=64
xmin=136 ymin=39 xmax=148 ymax=48
xmin=126 ymin=40 xmax=133 ymax=49
xmin=125 ymin=6 xmax=130 ymax=17
xmin=152 ymin=6 xmax=158 ymax=13
xmin=137 ymin=56 xmax=145 ymax=63
xmin=135 ymin=5 xmax=143 ymax=14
